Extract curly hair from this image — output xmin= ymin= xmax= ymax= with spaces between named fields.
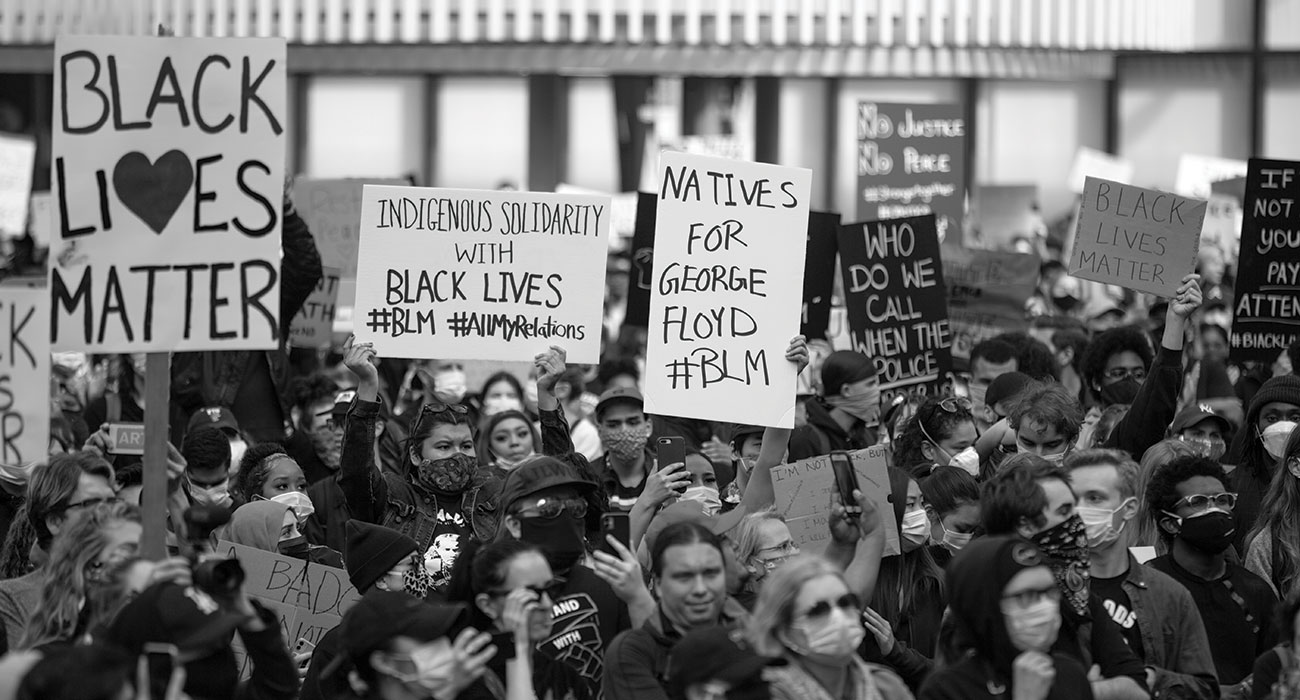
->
xmin=1144 ymin=455 xmax=1228 ymax=543
xmin=992 ymin=332 xmax=1060 ymax=382
xmin=1007 ymin=381 xmax=1083 ymax=444
xmin=233 ymin=443 xmax=297 ymax=505
xmin=1081 ymin=325 xmax=1155 ymax=392
xmin=891 ymin=397 xmax=976 ymax=475
xmin=1133 ymin=439 xmax=1198 ymax=551
xmin=980 ymin=454 xmax=1071 ymax=536
xmin=288 ymin=373 xmax=339 ymax=416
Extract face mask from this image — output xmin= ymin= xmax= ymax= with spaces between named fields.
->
xmin=308 ymin=425 xmax=341 ymax=470
xmin=432 ymin=370 xmax=468 ymax=404
xmin=400 ymin=554 xmax=436 ymax=599
xmin=518 ymin=514 xmax=586 ymax=573
xmin=1002 ymin=597 xmax=1061 ymax=652
xmin=1052 ymin=295 xmax=1080 ymax=312
xmin=828 ymin=387 xmax=879 ymax=424
xmin=385 ymin=640 xmax=461 ymax=694
xmin=0 ymin=461 xmax=36 ymax=488
xmin=1099 ymin=378 xmax=1142 ymax=406
xmin=681 ymin=485 xmax=722 ymax=517
xmin=1077 ymin=498 xmax=1134 ymax=548
xmin=228 ymin=439 xmax=248 ymax=472
xmin=901 ymin=508 xmax=931 ymax=548
xmin=967 ymin=383 xmax=988 ymax=413
xmin=946 ymin=446 xmax=981 ymax=476
xmin=1262 ymin=421 xmax=1297 ymax=461
xmin=188 ymin=478 xmax=233 ymax=508
xmin=938 ymin=520 xmax=973 ymax=552
xmin=598 ymin=423 xmax=652 ymax=462
xmin=494 ymin=450 xmax=536 ymax=471
xmin=1030 ymin=514 xmax=1090 ymax=617
xmin=278 ymin=535 xmax=310 ymax=559
xmin=789 ymin=607 xmax=866 ymax=663
xmin=482 ymin=396 xmax=523 ymax=416
xmin=415 ymin=453 xmax=477 ymax=493
xmin=1169 ymin=508 xmax=1236 ymax=554
xmin=1040 ymin=449 xmax=1069 ymax=466
xmin=1180 ymin=435 xmax=1226 ymax=462
xmin=270 ymin=491 xmax=316 ymax=523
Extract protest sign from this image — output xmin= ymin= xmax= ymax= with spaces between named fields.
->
xmin=289 ymin=266 xmax=341 ymax=349
xmin=353 ymin=185 xmax=610 ymax=364
xmin=770 ymin=445 xmax=899 ymax=556
xmin=50 ymin=36 xmax=286 ymax=353
xmin=1230 ymin=159 xmax=1300 ymax=365
xmin=293 ymin=178 xmax=408 ymax=278
xmin=643 ymin=152 xmax=811 ymax=428
xmin=0 ymin=286 xmax=49 ymax=466
xmin=943 ymin=248 xmax=1039 ymax=368
xmin=0 ymin=134 xmax=36 ymax=237
xmin=623 ymin=192 xmax=657 ymax=329
xmin=1067 ymin=147 xmax=1134 ymax=195
xmin=27 ymin=193 xmax=52 ymax=246
xmin=1069 ymin=177 xmax=1205 ymax=298
xmin=837 ymin=214 xmax=953 ymax=403
xmin=801 ymin=211 xmax=840 ymax=342
xmin=970 ymin=184 xmax=1042 ymax=250
xmin=855 ymin=102 xmax=965 ymax=244
xmin=1175 ymin=154 xmax=1249 ymax=200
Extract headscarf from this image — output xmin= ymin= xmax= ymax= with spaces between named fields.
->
xmin=946 ymin=535 xmax=1048 ymax=679
xmin=223 ymin=500 xmax=291 ymax=552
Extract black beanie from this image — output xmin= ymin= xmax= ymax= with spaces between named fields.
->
xmin=345 ymin=520 xmax=419 ymax=593
xmin=821 ymin=350 xmax=877 ymax=397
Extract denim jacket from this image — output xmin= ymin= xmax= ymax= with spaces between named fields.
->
xmin=1122 ymin=554 xmax=1220 ymax=700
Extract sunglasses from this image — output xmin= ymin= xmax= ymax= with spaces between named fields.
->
xmin=410 ymin=401 xmax=470 ymax=435
xmin=1002 ymin=585 xmax=1061 ymax=608
xmin=798 ymin=593 xmax=860 ymax=620
xmin=488 ymin=579 xmax=561 ymax=598
xmin=1171 ymin=492 xmax=1237 ymax=512
xmin=515 ymin=497 xmax=588 ymax=520
xmin=936 ymin=397 xmax=972 ymax=413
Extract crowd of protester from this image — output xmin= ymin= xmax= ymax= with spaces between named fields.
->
xmin=9 ymin=185 xmax=1300 ymax=700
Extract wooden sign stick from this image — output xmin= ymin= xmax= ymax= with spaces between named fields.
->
xmin=141 ymin=352 xmax=171 ymax=560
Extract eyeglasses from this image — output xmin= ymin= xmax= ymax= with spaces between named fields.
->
xmin=410 ymin=401 xmax=470 ymax=436
xmin=1002 ymin=585 xmax=1061 ymax=608
xmin=515 ymin=497 xmax=588 ymax=520
xmin=488 ymin=579 xmax=561 ymax=598
xmin=1103 ymin=367 xmax=1147 ymax=382
xmin=754 ymin=541 xmax=800 ymax=571
xmin=57 ymin=497 xmax=123 ymax=514
xmin=798 ymin=593 xmax=860 ymax=620
xmin=1171 ymin=492 xmax=1237 ymax=512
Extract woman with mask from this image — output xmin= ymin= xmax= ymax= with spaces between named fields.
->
xmin=449 ymin=538 xmax=596 ymax=700
xmin=479 ymin=372 xmax=529 ymax=420
xmin=341 ymin=337 xmax=502 ymax=600
xmin=891 ymin=397 xmax=980 ymax=479
xmin=747 ymin=555 xmax=912 ymax=700
xmin=233 ymin=444 xmax=312 ymax=508
xmin=223 ymin=499 xmax=344 ymax=567
xmin=679 ymin=451 xmax=722 ymax=517
xmin=918 ymin=466 xmax=981 ymax=567
xmin=918 ymin=536 xmax=1093 ymax=700
xmin=729 ymin=508 xmax=801 ymax=609
xmin=479 ymin=410 xmax=542 ymax=477
xmin=1227 ymin=375 xmax=1300 ymax=553
xmin=861 ymin=469 xmax=946 ymax=690
xmin=1246 ymin=426 xmax=1300 ymax=599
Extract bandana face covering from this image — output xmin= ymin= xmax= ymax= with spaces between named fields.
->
xmin=415 ymin=453 xmax=477 ymax=493
xmin=597 ymin=423 xmax=651 ymax=462
xmin=1030 ymin=514 xmax=1090 ymax=617
xmin=401 ymin=554 xmax=436 ymax=598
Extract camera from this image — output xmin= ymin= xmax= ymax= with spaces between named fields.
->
xmin=181 ymin=503 xmax=245 ymax=598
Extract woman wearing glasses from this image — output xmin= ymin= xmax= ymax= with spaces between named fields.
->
xmin=747 ymin=554 xmax=911 ymax=700
xmin=448 ymin=538 xmax=594 ymax=700
xmin=340 ymin=337 xmax=503 ymax=599
xmin=918 ymin=536 xmax=1092 ymax=700
xmin=890 ymin=397 xmax=979 ymax=479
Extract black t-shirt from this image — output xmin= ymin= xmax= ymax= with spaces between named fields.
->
xmin=1149 ymin=554 xmax=1279 ymax=685
xmin=535 ymin=565 xmax=632 ymax=698
xmin=1091 ymin=572 xmax=1144 ymax=660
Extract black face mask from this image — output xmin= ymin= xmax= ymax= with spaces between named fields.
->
xmin=278 ymin=535 xmax=310 ymax=560
xmin=518 ymin=514 xmax=586 ymax=573
xmin=1174 ymin=510 xmax=1235 ymax=555
xmin=1052 ymin=295 xmax=1080 ymax=312
xmin=1099 ymin=378 xmax=1141 ymax=406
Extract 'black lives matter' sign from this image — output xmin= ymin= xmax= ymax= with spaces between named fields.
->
xmin=1231 ymin=159 xmax=1300 ymax=365
xmin=50 ymin=37 xmax=286 ymax=352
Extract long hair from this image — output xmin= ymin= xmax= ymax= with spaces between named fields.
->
xmin=475 ymin=410 xmax=541 ymax=468
xmin=1133 ymin=439 xmax=1197 ymax=552
xmin=746 ymin=554 xmax=844 ymax=657
xmin=728 ymin=507 xmax=785 ymax=566
xmin=891 ymin=398 xmax=975 ymax=476
xmin=0 ymin=452 xmax=114 ymax=578
xmin=20 ymin=500 xmax=141 ymax=649
xmin=1247 ymin=427 xmax=1300 ymax=596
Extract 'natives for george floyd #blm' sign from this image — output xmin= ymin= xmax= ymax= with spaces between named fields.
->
xmin=50 ymin=36 xmax=286 ymax=353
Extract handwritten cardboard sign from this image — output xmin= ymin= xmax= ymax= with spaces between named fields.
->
xmin=289 ymin=266 xmax=341 ymax=349
xmin=50 ymin=36 xmax=286 ymax=353
xmin=943 ymin=248 xmax=1039 ymax=369
xmin=623 ymin=192 xmax=657 ymax=329
xmin=1069 ymin=177 xmax=1205 ymax=298
xmin=1067 ymin=147 xmax=1134 ymax=195
xmin=770 ymin=446 xmax=899 ymax=556
xmin=1230 ymin=159 xmax=1300 ymax=365
xmin=293 ymin=178 xmax=408 ymax=278
xmin=801 ymin=212 xmax=841 ymax=342
xmin=0 ymin=134 xmax=36 ymax=237
xmin=837 ymin=214 xmax=953 ymax=404
xmin=855 ymin=102 xmax=966 ymax=244
xmin=353 ymin=185 xmax=610 ymax=364
xmin=643 ymin=152 xmax=811 ymax=428
xmin=0 ymin=286 xmax=49 ymax=466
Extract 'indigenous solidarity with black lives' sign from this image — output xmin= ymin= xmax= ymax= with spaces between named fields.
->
xmin=353 ymin=186 xmax=610 ymax=364
xmin=1231 ymin=158 xmax=1300 ymax=364
xmin=644 ymin=152 xmax=811 ymax=428
xmin=51 ymin=37 xmax=287 ymax=352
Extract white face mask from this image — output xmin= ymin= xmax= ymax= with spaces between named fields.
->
xmin=1002 ymin=598 xmax=1061 ymax=652
xmin=1041 ymin=449 xmax=1069 ymax=466
xmin=269 ymin=490 xmax=315 ymax=522
xmin=0 ymin=461 xmax=36 ymax=488
xmin=1262 ymin=421 xmax=1297 ymax=461
xmin=901 ymin=507 xmax=930 ymax=547
xmin=681 ymin=485 xmax=722 ymax=517
xmin=946 ymin=446 xmax=981 ymax=476
xmin=432 ymin=370 xmax=468 ymax=403
xmin=482 ymin=395 xmax=524 ymax=416
xmin=188 ymin=478 xmax=232 ymax=508
xmin=938 ymin=520 xmax=973 ymax=552
xmin=1076 ymin=497 xmax=1133 ymax=548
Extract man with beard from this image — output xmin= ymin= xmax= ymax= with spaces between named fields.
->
xmin=286 ymin=374 xmax=343 ymax=485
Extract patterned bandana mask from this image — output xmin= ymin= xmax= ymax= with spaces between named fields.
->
xmin=415 ymin=453 xmax=477 ymax=493
xmin=402 ymin=554 xmax=436 ymax=599
xmin=597 ymin=423 xmax=652 ymax=462
xmin=1031 ymin=513 xmax=1091 ymax=618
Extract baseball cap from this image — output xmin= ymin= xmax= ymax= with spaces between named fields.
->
xmin=595 ymin=386 xmax=644 ymax=418
xmin=340 ymin=591 xmax=468 ymax=666
xmin=327 ymin=390 xmax=357 ymax=421
xmin=186 ymin=406 xmax=240 ymax=437
xmin=105 ymin=582 xmax=250 ymax=662
xmin=498 ymin=456 xmax=596 ymax=515
xmin=1170 ymin=403 xmax=1232 ymax=435
xmin=665 ymin=626 xmax=783 ymax=700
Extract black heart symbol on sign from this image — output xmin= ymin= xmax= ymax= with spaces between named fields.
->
xmin=112 ymin=150 xmax=194 ymax=234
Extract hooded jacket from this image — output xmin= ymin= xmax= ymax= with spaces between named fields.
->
xmin=223 ymin=500 xmax=343 ymax=568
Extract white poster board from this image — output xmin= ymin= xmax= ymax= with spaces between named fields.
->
xmin=643 ymin=152 xmax=811 ymax=428
xmin=353 ymin=185 xmax=610 ymax=364
xmin=1175 ymin=154 xmax=1249 ymax=200
xmin=1067 ymin=147 xmax=1134 ymax=195
xmin=0 ymin=286 xmax=50 ymax=466
xmin=0 ymin=134 xmax=36 ymax=237
xmin=50 ymin=36 xmax=287 ymax=352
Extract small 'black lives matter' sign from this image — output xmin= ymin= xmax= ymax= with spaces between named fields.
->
xmin=1231 ymin=158 xmax=1300 ymax=365
xmin=837 ymin=214 xmax=953 ymax=404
